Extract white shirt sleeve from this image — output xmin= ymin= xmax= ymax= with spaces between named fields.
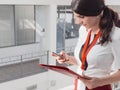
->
xmin=111 ymin=40 xmax=120 ymax=70
xmin=111 ymin=27 xmax=120 ymax=70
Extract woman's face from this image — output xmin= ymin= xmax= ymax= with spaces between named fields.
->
xmin=73 ymin=12 xmax=101 ymax=29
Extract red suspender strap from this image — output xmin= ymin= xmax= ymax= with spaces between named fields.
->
xmin=81 ymin=30 xmax=101 ymax=70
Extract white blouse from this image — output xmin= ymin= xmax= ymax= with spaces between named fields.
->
xmin=74 ymin=26 xmax=120 ymax=90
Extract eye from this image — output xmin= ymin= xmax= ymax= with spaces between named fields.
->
xmin=78 ymin=15 xmax=84 ymax=18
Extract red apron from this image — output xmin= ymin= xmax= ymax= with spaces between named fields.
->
xmin=86 ymin=84 xmax=112 ymax=90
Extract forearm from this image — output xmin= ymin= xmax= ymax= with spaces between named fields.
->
xmin=99 ymin=70 xmax=120 ymax=86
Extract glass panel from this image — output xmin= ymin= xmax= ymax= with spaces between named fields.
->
xmin=15 ymin=5 xmax=35 ymax=45
xmin=0 ymin=5 xmax=15 ymax=47
xmin=35 ymin=5 xmax=47 ymax=44
xmin=57 ymin=6 xmax=66 ymax=53
xmin=56 ymin=18 xmax=65 ymax=52
xmin=57 ymin=5 xmax=80 ymax=52
xmin=57 ymin=5 xmax=80 ymax=40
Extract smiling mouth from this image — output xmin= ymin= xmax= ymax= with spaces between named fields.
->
xmin=83 ymin=24 xmax=86 ymax=26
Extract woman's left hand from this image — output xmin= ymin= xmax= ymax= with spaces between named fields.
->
xmin=81 ymin=76 xmax=102 ymax=89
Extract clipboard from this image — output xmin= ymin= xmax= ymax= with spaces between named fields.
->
xmin=39 ymin=64 xmax=85 ymax=80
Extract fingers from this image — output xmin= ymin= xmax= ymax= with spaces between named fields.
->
xmin=51 ymin=51 xmax=67 ymax=64
xmin=51 ymin=52 xmax=64 ymax=59
xmin=60 ymin=51 xmax=65 ymax=56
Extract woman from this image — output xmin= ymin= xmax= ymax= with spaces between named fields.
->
xmin=52 ymin=0 xmax=120 ymax=90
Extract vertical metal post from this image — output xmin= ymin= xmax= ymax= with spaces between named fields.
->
xmin=47 ymin=50 xmax=49 ymax=65
xmin=20 ymin=55 xmax=23 ymax=77
xmin=63 ymin=6 xmax=66 ymax=51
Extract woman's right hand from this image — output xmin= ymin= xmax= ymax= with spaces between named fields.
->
xmin=51 ymin=51 xmax=69 ymax=64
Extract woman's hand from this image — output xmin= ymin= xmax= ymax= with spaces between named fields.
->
xmin=81 ymin=76 xmax=102 ymax=89
xmin=51 ymin=51 xmax=69 ymax=64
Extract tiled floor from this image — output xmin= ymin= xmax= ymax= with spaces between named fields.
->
xmin=58 ymin=85 xmax=74 ymax=90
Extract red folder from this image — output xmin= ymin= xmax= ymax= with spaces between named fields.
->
xmin=39 ymin=64 xmax=85 ymax=80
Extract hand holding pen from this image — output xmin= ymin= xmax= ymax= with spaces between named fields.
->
xmin=51 ymin=51 xmax=69 ymax=64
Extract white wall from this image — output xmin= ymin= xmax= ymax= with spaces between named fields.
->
xmin=105 ymin=0 xmax=120 ymax=5
xmin=0 ymin=0 xmax=71 ymax=5
xmin=0 ymin=0 xmax=120 ymax=5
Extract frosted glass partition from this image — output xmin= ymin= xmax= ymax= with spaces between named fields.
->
xmin=0 ymin=6 xmax=14 ymax=47
xmin=0 ymin=5 xmax=36 ymax=48
xmin=56 ymin=5 xmax=80 ymax=52
xmin=15 ymin=6 xmax=35 ymax=45
xmin=57 ymin=5 xmax=80 ymax=40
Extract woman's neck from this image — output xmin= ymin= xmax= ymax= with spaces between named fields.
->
xmin=90 ymin=27 xmax=100 ymax=35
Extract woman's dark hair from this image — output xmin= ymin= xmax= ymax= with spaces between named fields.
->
xmin=71 ymin=0 xmax=105 ymax=16
xmin=99 ymin=6 xmax=120 ymax=45
xmin=71 ymin=0 xmax=120 ymax=45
